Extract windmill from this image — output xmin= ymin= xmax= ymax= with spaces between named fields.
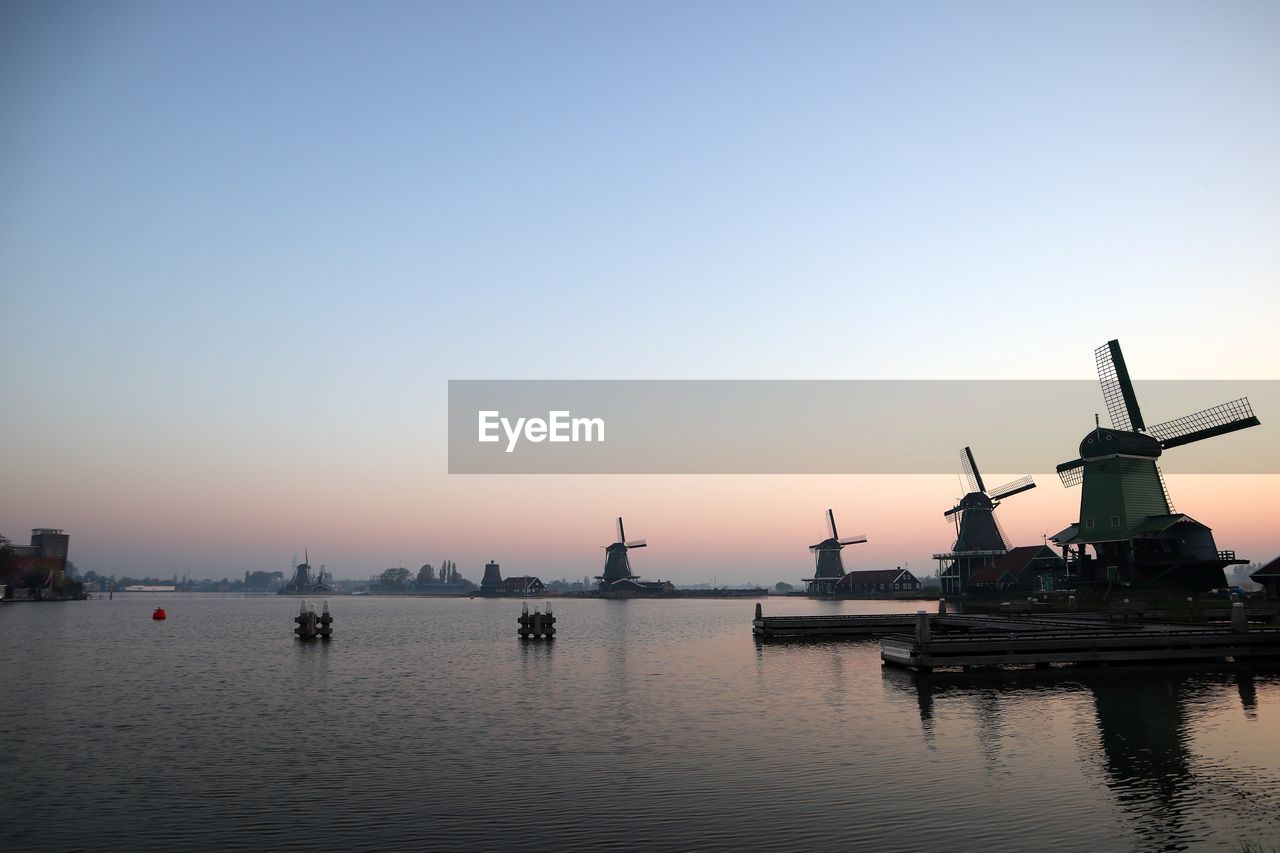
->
xmin=595 ymin=517 xmax=647 ymax=588
xmin=1051 ymin=339 xmax=1261 ymax=593
xmin=935 ymin=447 xmax=1036 ymax=594
xmin=946 ymin=446 xmax=1037 ymax=552
xmin=804 ymin=509 xmax=866 ymax=596
xmin=285 ymin=548 xmax=314 ymax=593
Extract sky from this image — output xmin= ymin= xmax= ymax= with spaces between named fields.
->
xmin=1 ymin=0 xmax=1277 ymax=582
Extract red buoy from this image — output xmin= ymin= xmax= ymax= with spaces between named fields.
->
xmin=152 ymin=607 xmax=167 ymax=620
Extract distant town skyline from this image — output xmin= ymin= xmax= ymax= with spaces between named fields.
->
xmin=2 ymin=1 xmax=1277 ymax=581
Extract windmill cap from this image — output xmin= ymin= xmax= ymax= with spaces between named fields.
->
xmin=1080 ymin=427 xmax=1162 ymax=459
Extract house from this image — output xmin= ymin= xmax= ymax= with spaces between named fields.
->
xmin=600 ymin=578 xmax=675 ymax=597
xmin=988 ymin=544 xmax=1068 ymax=592
xmin=940 ymin=544 xmax=1067 ymax=595
xmin=967 ymin=567 xmax=1018 ymax=592
xmin=832 ymin=568 xmax=921 ymax=597
xmin=498 ymin=576 xmax=546 ymax=596
xmin=1251 ymin=557 xmax=1280 ymax=600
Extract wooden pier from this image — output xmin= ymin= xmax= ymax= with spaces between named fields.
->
xmin=750 ymin=602 xmax=1124 ymax=640
xmin=753 ymin=601 xmax=1280 ymax=671
xmin=878 ymin=603 xmax=1280 ymax=671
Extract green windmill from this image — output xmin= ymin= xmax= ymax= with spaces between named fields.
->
xmin=1051 ymin=339 xmax=1260 ymax=594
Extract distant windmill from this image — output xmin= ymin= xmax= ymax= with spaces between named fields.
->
xmin=935 ymin=447 xmax=1035 ymax=595
xmin=805 ymin=509 xmax=866 ymax=595
xmin=945 ymin=446 xmax=1037 ymax=553
xmin=285 ymin=548 xmax=314 ymax=593
xmin=596 ymin=517 xmax=647 ymax=586
xmin=1052 ymin=339 xmax=1261 ymax=592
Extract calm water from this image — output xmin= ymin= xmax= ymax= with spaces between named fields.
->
xmin=2 ymin=594 xmax=1279 ymax=851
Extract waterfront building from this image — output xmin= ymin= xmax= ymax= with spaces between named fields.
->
xmin=964 ymin=545 xmax=1068 ymax=593
xmin=478 ymin=560 xmax=546 ymax=596
xmin=498 ymin=576 xmax=546 ymax=596
xmin=6 ymin=528 xmax=71 ymax=590
xmin=1251 ymin=556 xmax=1280 ymax=600
xmin=831 ymin=568 xmax=921 ymax=597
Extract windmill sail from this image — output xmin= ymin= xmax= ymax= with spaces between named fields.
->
xmin=960 ymin=447 xmax=984 ymax=494
xmin=1096 ymin=340 xmax=1146 ymax=431
xmin=1147 ymin=398 xmax=1260 ymax=449
xmin=1056 ymin=458 xmax=1085 ymax=487
xmin=988 ymin=476 xmax=1036 ymax=501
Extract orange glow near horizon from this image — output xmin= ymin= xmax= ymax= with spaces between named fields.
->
xmin=5 ymin=469 xmax=1276 ymax=582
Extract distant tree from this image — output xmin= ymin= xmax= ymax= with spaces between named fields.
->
xmin=418 ymin=564 xmax=436 ymax=585
xmin=378 ymin=566 xmax=411 ymax=591
xmin=774 ymin=581 xmax=794 ymax=593
xmin=0 ymin=535 xmax=15 ymax=585
xmin=244 ymin=570 xmax=284 ymax=590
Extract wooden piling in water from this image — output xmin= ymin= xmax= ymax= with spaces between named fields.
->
xmin=1232 ymin=601 xmax=1249 ymax=634
xmin=318 ymin=600 xmax=333 ymax=641
xmin=294 ymin=599 xmax=332 ymax=641
xmin=294 ymin=600 xmax=318 ymax=640
xmin=517 ymin=601 xmax=556 ymax=640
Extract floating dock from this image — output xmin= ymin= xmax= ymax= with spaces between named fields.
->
xmin=882 ymin=622 xmax=1280 ymax=671
xmin=751 ymin=601 xmax=1278 ymax=640
xmin=751 ymin=602 xmax=1119 ymax=640
xmin=753 ymin=601 xmax=1280 ymax=670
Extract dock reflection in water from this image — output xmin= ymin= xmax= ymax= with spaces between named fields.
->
xmin=883 ymin=663 xmax=1280 ymax=851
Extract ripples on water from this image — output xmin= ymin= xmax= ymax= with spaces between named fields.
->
xmin=2 ymin=595 xmax=1279 ymax=851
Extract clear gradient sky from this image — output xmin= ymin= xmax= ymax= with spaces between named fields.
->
xmin=1 ymin=1 xmax=1277 ymax=581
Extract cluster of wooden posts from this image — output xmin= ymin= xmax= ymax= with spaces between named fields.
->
xmin=518 ymin=601 xmax=556 ymax=640
xmin=294 ymin=600 xmax=334 ymax=641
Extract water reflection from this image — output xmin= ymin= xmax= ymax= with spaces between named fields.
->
xmin=883 ymin=663 xmax=1280 ymax=850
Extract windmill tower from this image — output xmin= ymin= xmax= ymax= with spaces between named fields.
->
xmin=286 ymin=549 xmax=314 ymax=593
xmin=480 ymin=560 xmax=503 ymax=594
xmin=935 ymin=447 xmax=1036 ymax=594
xmin=804 ymin=509 xmax=867 ymax=596
xmin=1052 ymin=339 xmax=1260 ymax=594
xmin=595 ymin=517 xmax=647 ymax=590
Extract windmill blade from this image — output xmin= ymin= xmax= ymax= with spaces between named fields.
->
xmin=943 ymin=504 xmax=963 ymax=518
xmin=1095 ymin=340 xmax=1146 ymax=431
xmin=1147 ymin=398 xmax=1261 ymax=449
xmin=992 ymin=510 xmax=1011 ymax=552
xmin=988 ymin=475 xmax=1036 ymax=502
xmin=1056 ymin=458 xmax=1085 ymax=488
xmin=624 ymin=540 xmax=647 ymax=548
xmin=826 ymin=508 xmax=838 ymax=541
xmin=960 ymin=447 xmax=984 ymax=494
xmin=616 ymin=517 xmax=625 ymax=544
xmin=837 ymin=535 xmax=867 ymax=546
